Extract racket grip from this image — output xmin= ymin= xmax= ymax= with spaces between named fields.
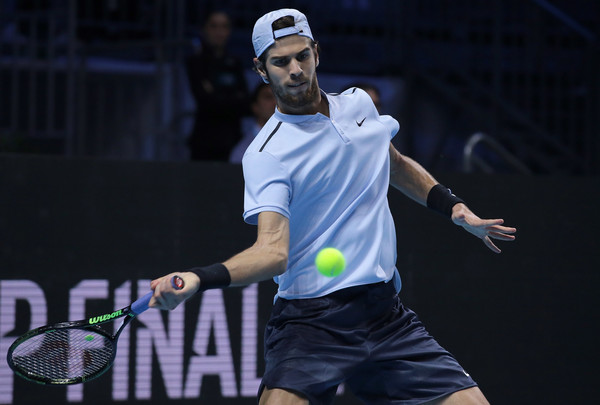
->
xmin=131 ymin=276 xmax=184 ymax=315
xmin=131 ymin=292 xmax=153 ymax=315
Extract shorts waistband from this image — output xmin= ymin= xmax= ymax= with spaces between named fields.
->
xmin=325 ymin=281 xmax=396 ymax=301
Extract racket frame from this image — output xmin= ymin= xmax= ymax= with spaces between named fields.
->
xmin=7 ymin=302 xmax=138 ymax=385
xmin=7 ymin=276 xmax=183 ymax=385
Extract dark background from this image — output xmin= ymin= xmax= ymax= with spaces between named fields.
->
xmin=1 ymin=155 xmax=598 ymax=404
xmin=2 ymin=0 xmax=599 ymax=174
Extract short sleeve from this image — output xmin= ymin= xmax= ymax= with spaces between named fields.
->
xmin=378 ymin=114 xmax=400 ymax=140
xmin=242 ymin=151 xmax=292 ymax=225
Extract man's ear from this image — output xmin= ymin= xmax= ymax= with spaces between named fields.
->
xmin=253 ymin=57 xmax=269 ymax=83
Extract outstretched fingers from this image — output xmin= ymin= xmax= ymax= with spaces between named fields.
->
xmin=452 ymin=205 xmax=517 ymax=253
xmin=489 ymin=230 xmax=516 ymax=241
xmin=486 ymin=223 xmax=517 ymax=240
xmin=484 ymin=235 xmax=501 ymax=254
xmin=482 ymin=222 xmax=516 ymax=253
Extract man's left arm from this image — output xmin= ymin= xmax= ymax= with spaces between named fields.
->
xmin=388 ymin=143 xmax=516 ymax=253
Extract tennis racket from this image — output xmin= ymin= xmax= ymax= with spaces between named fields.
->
xmin=6 ymin=275 xmax=185 ymax=385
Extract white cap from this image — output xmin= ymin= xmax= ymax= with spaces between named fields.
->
xmin=252 ymin=8 xmax=314 ymax=58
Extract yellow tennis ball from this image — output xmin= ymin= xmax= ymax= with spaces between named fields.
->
xmin=315 ymin=248 xmax=346 ymax=277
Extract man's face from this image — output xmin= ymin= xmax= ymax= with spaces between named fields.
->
xmin=260 ymin=36 xmax=320 ymax=114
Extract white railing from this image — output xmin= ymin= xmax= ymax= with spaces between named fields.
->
xmin=463 ymin=132 xmax=532 ymax=174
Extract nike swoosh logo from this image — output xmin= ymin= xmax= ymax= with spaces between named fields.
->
xmin=356 ymin=117 xmax=366 ymax=127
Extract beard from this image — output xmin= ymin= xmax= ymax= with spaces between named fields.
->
xmin=270 ymin=76 xmax=320 ymax=112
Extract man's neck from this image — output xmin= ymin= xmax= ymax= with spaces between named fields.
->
xmin=279 ymin=91 xmax=329 ymax=117
xmin=315 ymin=92 xmax=329 ymax=117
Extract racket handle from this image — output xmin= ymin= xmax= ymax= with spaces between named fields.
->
xmin=131 ymin=276 xmax=185 ymax=315
xmin=131 ymin=292 xmax=153 ymax=315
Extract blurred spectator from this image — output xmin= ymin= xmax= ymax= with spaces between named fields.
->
xmin=347 ymin=82 xmax=382 ymax=112
xmin=229 ymin=82 xmax=277 ymax=163
xmin=185 ymin=10 xmax=249 ymax=161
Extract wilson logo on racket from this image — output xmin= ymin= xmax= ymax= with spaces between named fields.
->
xmin=88 ymin=309 xmax=123 ymax=325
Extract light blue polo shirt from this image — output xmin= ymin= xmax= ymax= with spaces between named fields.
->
xmin=242 ymin=87 xmax=401 ymax=299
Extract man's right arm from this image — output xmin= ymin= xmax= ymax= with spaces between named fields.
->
xmin=224 ymin=210 xmax=289 ymax=286
xmin=150 ymin=211 xmax=289 ymax=310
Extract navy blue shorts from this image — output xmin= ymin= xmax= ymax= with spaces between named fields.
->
xmin=259 ymin=281 xmax=477 ymax=405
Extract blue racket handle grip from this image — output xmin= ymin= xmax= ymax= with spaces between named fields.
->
xmin=131 ymin=292 xmax=153 ymax=315
xmin=131 ymin=276 xmax=185 ymax=315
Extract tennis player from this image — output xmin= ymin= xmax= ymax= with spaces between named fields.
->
xmin=151 ymin=9 xmax=516 ymax=405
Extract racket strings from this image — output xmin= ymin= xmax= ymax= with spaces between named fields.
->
xmin=11 ymin=328 xmax=114 ymax=381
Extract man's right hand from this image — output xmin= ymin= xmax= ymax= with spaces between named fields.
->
xmin=149 ymin=271 xmax=200 ymax=310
